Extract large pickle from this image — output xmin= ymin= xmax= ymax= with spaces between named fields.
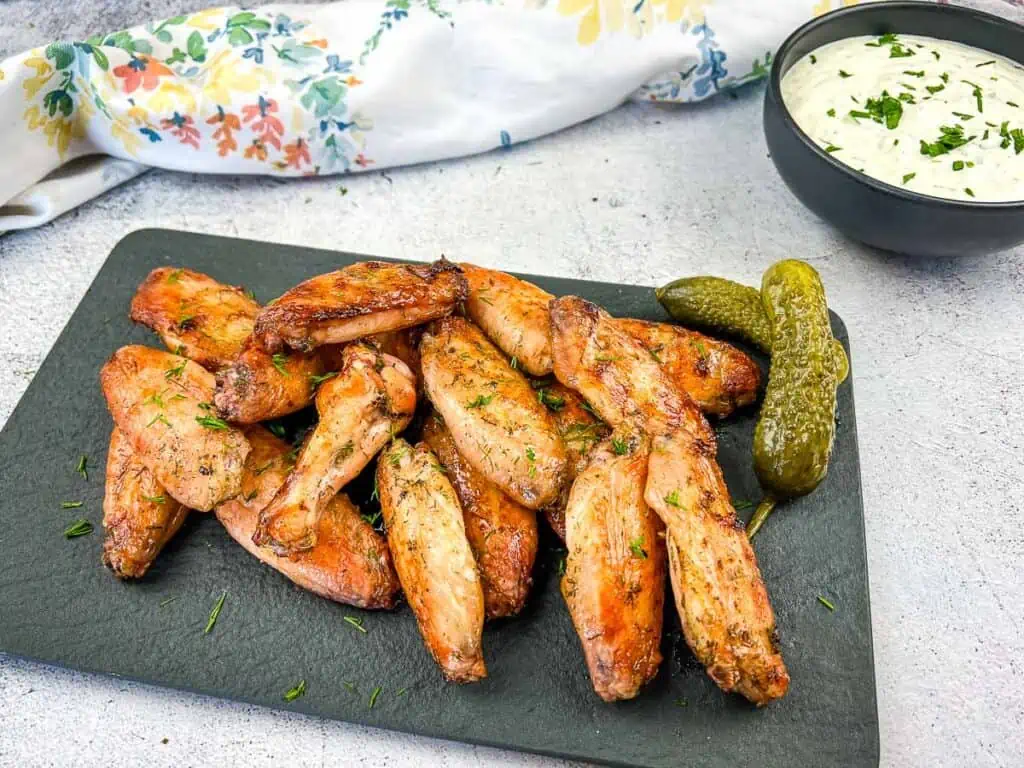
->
xmin=748 ymin=260 xmax=839 ymax=536
xmin=655 ymin=276 xmax=848 ymax=383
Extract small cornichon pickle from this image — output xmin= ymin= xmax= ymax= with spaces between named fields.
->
xmin=655 ymin=276 xmax=848 ymax=383
xmin=750 ymin=260 xmax=839 ymax=534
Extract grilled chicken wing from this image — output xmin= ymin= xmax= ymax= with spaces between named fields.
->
xmin=130 ymin=267 xmax=259 ymax=370
xmin=102 ymin=427 xmax=190 ymax=578
xmin=562 ymin=433 xmax=665 ymax=701
xmin=615 ymin=318 xmax=760 ymax=418
xmin=377 ymin=439 xmax=486 ymax=682
xmin=422 ymin=414 xmax=537 ymax=619
xmin=253 ymin=259 xmax=467 ymax=353
xmin=420 ymin=316 xmax=568 ymax=510
xmin=101 ymin=346 xmax=249 ymax=511
xmin=646 ymin=431 xmax=789 ymax=705
xmin=539 ymin=382 xmax=610 ymax=541
xmin=214 ymin=340 xmax=336 ymax=423
xmin=461 ymin=263 xmax=555 ymax=376
xmin=215 ymin=426 xmax=399 ymax=608
xmin=254 ymin=343 xmax=416 ymax=554
xmin=550 ymin=296 xmax=788 ymax=706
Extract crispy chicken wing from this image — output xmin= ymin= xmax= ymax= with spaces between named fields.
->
xmin=539 ymin=382 xmax=610 ymax=541
xmin=253 ymin=343 xmax=416 ymax=554
xmin=253 ymin=260 xmax=467 ymax=353
xmin=102 ymin=427 xmax=190 ymax=578
xmin=615 ymin=318 xmax=760 ymax=418
xmin=422 ymin=414 xmax=537 ymax=619
xmin=214 ymin=340 xmax=335 ymax=423
xmin=377 ymin=439 xmax=486 ymax=683
xmin=129 ymin=267 xmax=259 ymax=370
xmin=215 ymin=426 xmax=399 ymax=608
xmin=550 ymin=297 xmax=788 ymax=706
xmin=420 ymin=316 xmax=568 ymax=510
xmin=460 ymin=263 xmax=555 ymax=376
xmin=562 ymin=433 xmax=666 ymax=701
xmin=101 ymin=346 xmax=249 ymax=512
xmin=646 ymin=431 xmax=789 ymax=705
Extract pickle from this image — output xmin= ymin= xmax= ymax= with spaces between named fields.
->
xmin=655 ymin=276 xmax=848 ymax=383
xmin=751 ymin=260 xmax=839 ymax=520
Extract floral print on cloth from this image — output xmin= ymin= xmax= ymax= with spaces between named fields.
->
xmin=0 ymin=0 xmax=1011 ymax=230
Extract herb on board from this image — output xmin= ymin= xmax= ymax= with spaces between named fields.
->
xmin=396 ymin=688 xmax=408 ymax=697
xmin=817 ymin=595 xmax=836 ymax=612
xmin=343 ymin=681 xmax=358 ymax=694
xmin=204 ymin=591 xmax=227 ymax=634
xmin=76 ymin=454 xmax=88 ymax=481
xmin=61 ymin=501 xmax=83 ymax=509
xmin=283 ymin=680 xmax=306 ymax=702
xmin=64 ymin=519 xmax=93 ymax=538
xmin=368 ymin=686 xmax=383 ymax=709
xmin=344 ymin=616 xmax=368 ymax=634
xmin=159 ymin=597 xmax=177 ymax=608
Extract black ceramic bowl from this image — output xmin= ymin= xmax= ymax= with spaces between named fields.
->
xmin=764 ymin=1 xmax=1024 ymax=257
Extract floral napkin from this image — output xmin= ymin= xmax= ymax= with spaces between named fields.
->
xmin=0 ymin=0 xmax=1014 ymax=231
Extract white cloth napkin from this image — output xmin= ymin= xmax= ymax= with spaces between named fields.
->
xmin=0 ymin=0 xmax=1015 ymax=230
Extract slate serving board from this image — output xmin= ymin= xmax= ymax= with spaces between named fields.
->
xmin=0 ymin=229 xmax=878 ymax=768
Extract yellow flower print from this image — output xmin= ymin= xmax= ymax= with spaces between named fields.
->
xmin=186 ymin=8 xmax=224 ymax=31
xmin=111 ymin=118 xmax=142 ymax=157
xmin=559 ymin=0 xmax=699 ymax=46
xmin=650 ymin=0 xmax=712 ymax=24
xmin=813 ymin=0 xmax=859 ymax=16
xmin=22 ymin=56 xmax=54 ymax=100
xmin=146 ymin=81 xmax=197 ymax=115
xmin=201 ymin=50 xmax=270 ymax=104
xmin=23 ymin=105 xmax=46 ymax=131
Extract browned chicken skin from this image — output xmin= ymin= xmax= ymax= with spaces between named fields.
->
xmin=562 ymin=433 xmax=666 ymax=701
xmin=215 ymin=426 xmax=399 ymax=608
xmin=614 ymin=318 xmax=760 ymax=418
xmin=100 ymin=346 xmax=250 ymax=512
xmin=102 ymin=427 xmax=190 ymax=579
xmin=461 ymin=263 xmax=555 ymax=376
xmin=422 ymin=414 xmax=538 ymax=619
xmin=377 ymin=439 xmax=487 ymax=683
xmin=129 ymin=267 xmax=259 ymax=370
xmin=254 ymin=343 xmax=416 ymax=555
xmin=420 ymin=316 xmax=568 ymax=510
xmin=549 ymin=296 xmax=788 ymax=706
xmin=253 ymin=259 xmax=467 ymax=353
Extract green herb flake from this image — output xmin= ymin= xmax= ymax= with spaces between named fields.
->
xmin=902 ymin=172 xmax=917 ymax=184
xmin=75 ymin=454 xmax=89 ymax=481
xmin=838 ymin=70 xmax=853 ymax=78
xmin=975 ymin=60 xmax=995 ymax=68
xmin=368 ymin=686 xmax=383 ymax=710
xmin=61 ymin=501 xmax=83 ymax=509
xmin=146 ymin=413 xmax=171 ymax=429
xmin=142 ymin=493 xmax=166 ymax=504
xmin=344 ymin=616 xmax=368 ymax=634
xmin=674 ymin=697 xmax=689 ymax=708
xmin=159 ymin=596 xmax=177 ymax=608
xmin=809 ymin=54 xmax=817 ymax=65
xmin=1008 ymin=101 xmax=1020 ymax=108
xmin=865 ymin=33 xmax=898 ymax=48
xmin=889 ymin=43 xmax=915 ymax=59
xmin=919 ymin=124 xmax=974 ymax=157
xmin=271 ymin=353 xmax=290 ymax=377
xmin=964 ymin=187 xmax=976 ymax=197
xmin=962 ymin=79 xmax=984 ymax=112
xmin=196 ymin=414 xmax=230 ymax=431
xmin=204 ymin=591 xmax=227 ymax=634
xmin=925 ymin=83 xmax=945 ymax=95
xmin=283 ymin=680 xmax=306 ymax=702
xmin=611 ymin=437 xmax=629 ymax=456
xmin=902 ymin=70 xmax=924 ymax=77
xmin=629 ymin=537 xmax=648 ymax=559
xmin=664 ymin=490 xmax=683 ymax=508
xmin=952 ymin=111 xmax=974 ymax=121
xmin=733 ymin=500 xmax=755 ymax=511
xmin=395 ymin=688 xmax=408 ymax=697
xmin=817 ymin=595 xmax=836 ymax=612
xmin=827 ymin=108 xmax=836 ymax=117
xmin=824 ymin=144 xmax=842 ymax=154
xmin=952 ymin=160 xmax=965 ymax=171
xmin=466 ymin=393 xmax=495 ymax=409
xmin=63 ymin=519 xmax=93 ymax=538
xmin=932 ymin=50 xmax=941 ymax=61
xmin=343 ymin=681 xmax=358 ymax=694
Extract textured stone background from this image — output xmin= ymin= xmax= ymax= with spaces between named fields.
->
xmin=1 ymin=2 xmax=1022 ymax=767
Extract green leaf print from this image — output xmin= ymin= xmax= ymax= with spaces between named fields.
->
xmin=300 ymin=77 xmax=346 ymax=118
xmin=45 ymin=43 xmax=75 ymax=70
xmin=187 ymin=31 xmax=207 ymax=63
xmin=90 ymin=46 xmax=109 ymax=71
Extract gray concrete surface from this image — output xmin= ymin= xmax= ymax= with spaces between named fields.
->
xmin=1 ymin=2 xmax=1023 ymax=767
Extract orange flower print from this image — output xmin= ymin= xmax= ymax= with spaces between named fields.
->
xmin=160 ymin=112 xmax=200 ymax=149
xmin=113 ymin=56 xmax=173 ymax=94
xmin=242 ymin=96 xmax=285 ymax=151
xmin=346 ymin=76 xmax=363 ymax=87
xmin=280 ymin=138 xmax=311 ymax=169
xmin=206 ymin=106 xmax=242 ymax=157
xmin=354 ymin=153 xmax=374 ymax=168
xmin=244 ymin=139 xmax=268 ymax=161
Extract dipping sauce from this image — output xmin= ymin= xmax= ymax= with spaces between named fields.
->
xmin=782 ymin=33 xmax=1024 ymax=202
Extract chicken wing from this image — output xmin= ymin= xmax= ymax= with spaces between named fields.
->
xmin=101 ymin=346 xmax=250 ymax=511
xmin=550 ymin=297 xmax=789 ymax=706
xmin=102 ymin=427 xmax=190 ymax=578
xmin=420 ymin=316 xmax=568 ymax=510
xmin=129 ymin=267 xmax=259 ymax=370
xmin=460 ymin=263 xmax=555 ymax=376
xmin=213 ymin=339 xmax=335 ymax=423
xmin=537 ymin=381 xmax=610 ymax=541
xmin=422 ymin=413 xmax=537 ymax=619
xmin=253 ymin=343 xmax=416 ymax=554
xmin=615 ymin=318 xmax=760 ymax=418
xmin=645 ymin=431 xmax=789 ymax=705
xmin=377 ymin=439 xmax=486 ymax=682
xmin=215 ymin=426 xmax=399 ymax=608
xmin=562 ymin=433 xmax=666 ymax=701
xmin=253 ymin=259 xmax=467 ymax=353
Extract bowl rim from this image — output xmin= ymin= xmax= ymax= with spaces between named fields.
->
xmin=768 ymin=0 xmax=1024 ymax=210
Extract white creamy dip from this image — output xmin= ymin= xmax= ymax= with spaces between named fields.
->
xmin=782 ymin=33 xmax=1024 ymax=202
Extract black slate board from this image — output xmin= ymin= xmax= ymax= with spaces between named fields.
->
xmin=0 ymin=229 xmax=878 ymax=768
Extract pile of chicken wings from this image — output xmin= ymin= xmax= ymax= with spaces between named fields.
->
xmin=100 ymin=259 xmax=789 ymax=706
